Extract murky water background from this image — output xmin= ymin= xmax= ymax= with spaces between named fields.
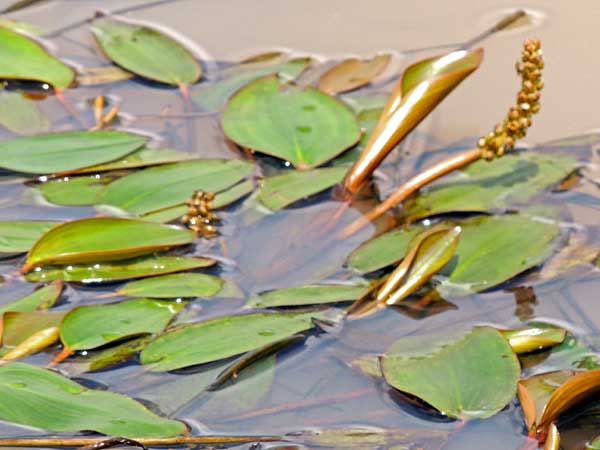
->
xmin=0 ymin=1 xmax=600 ymax=449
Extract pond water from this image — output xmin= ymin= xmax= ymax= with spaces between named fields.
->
xmin=1 ymin=1 xmax=600 ymax=450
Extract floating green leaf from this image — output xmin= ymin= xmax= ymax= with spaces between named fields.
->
xmin=318 ymin=53 xmax=391 ymax=94
xmin=141 ymin=310 xmax=324 ymax=371
xmin=0 ymin=220 xmax=57 ymax=254
xmin=0 ymin=18 xmax=45 ymax=35
xmin=0 ymin=27 xmax=75 ymax=88
xmin=116 ymin=273 xmax=224 ymax=298
xmin=587 ymin=436 xmax=600 ymax=450
xmin=0 ymin=130 xmax=146 ymax=174
xmin=193 ymin=57 xmax=312 ymax=111
xmin=91 ymin=17 xmax=201 ymax=85
xmin=257 ymin=166 xmax=347 ymax=211
xmin=35 ymin=175 xmax=113 ymax=206
xmin=222 ymin=75 xmax=361 ymax=169
xmin=0 ymin=281 xmax=62 ymax=315
xmin=381 ymin=327 xmax=520 ymax=420
xmin=436 ymin=215 xmax=561 ymax=296
xmin=0 ymin=362 xmax=186 ymax=437
xmin=75 ymin=147 xmax=196 ymax=173
xmin=405 ymin=152 xmax=579 ymax=220
xmin=60 ymin=298 xmax=184 ymax=352
xmin=23 ymin=218 xmax=194 ymax=271
xmin=248 ymin=283 xmax=370 ymax=308
xmin=0 ymin=90 xmax=50 ymax=135
xmin=101 ymin=159 xmax=253 ymax=215
xmin=25 ymin=255 xmax=214 ymax=283
xmin=346 ymin=224 xmax=424 ymax=273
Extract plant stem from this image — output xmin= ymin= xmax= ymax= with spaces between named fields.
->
xmin=55 ymin=89 xmax=89 ymax=129
xmin=339 ymin=148 xmax=482 ymax=238
xmin=0 ymin=435 xmax=282 ymax=447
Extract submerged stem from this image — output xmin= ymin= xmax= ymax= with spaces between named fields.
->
xmin=460 ymin=9 xmax=527 ymax=50
xmin=0 ymin=435 xmax=282 ymax=447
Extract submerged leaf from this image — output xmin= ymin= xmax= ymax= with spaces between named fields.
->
xmin=0 ymin=130 xmax=146 ymax=174
xmin=193 ymin=57 xmax=312 ymax=111
xmin=0 ymin=281 xmax=62 ymax=315
xmin=0 ymin=326 xmax=60 ymax=362
xmin=116 ymin=273 xmax=224 ymax=298
xmin=319 ymin=53 xmax=391 ymax=94
xmin=501 ymin=327 xmax=567 ymax=355
xmin=0 ymin=90 xmax=50 ymax=135
xmin=101 ymin=159 xmax=253 ymax=215
xmin=436 ymin=215 xmax=561 ymax=296
xmin=60 ymin=298 xmax=184 ymax=352
xmin=76 ymin=65 xmax=134 ymax=86
xmin=69 ymin=336 xmax=153 ymax=373
xmin=342 ymin=48 xmax=483 ymax=194
xmin=0 ymin=362 xmax=186 ymax=437
xmin=257 ymin=166 xmax=347 ymax=211
xmin=140 ymin=310 xmax=324 ymax=371
xmin=248 ymin=283 xmax=370 ymax=308
xmin=23 ymin=218 xmax=194 ymax=271
xmin=381 ymin=326 xmax=520 ymax=420
xmin=25 ymin=255 xmax=214 ymax=283
xmin=222 ymin=75 xmax=361 ymax=169
xmin=1 ymin=311 xmax=64 ymax=352
xmin=0 ymin=27 xmax=75 ymax=88
xmin=0 ymin=220 xmax=57 ymax=254
xmin=404 ymin=152 xmax=579 ymax=219
xmin=91 ymin=17 xmax=201 ymax=85
xmin=290 ymin=427 xmax=449 ymax=449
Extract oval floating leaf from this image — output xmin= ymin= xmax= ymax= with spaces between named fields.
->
xmin=0 ymin=90 xmax=50 ymax=135
xmin=91 ymin=17 xmax=201 ymax=85
xmin=35 ymin=175 xmax=113 ymax=206
xmin=222 ymin=75 xmax=361 ymax=169
xmin=0 ymin=362 xmax=186 ymax=437
xmin=379 ymin=225 xmax=460 ymax=305
xmin=346 ymin=224 xmax=424 ymax=273
xmin=436 ymin=215 xmax=561 ymax=296
xmin=257 ymin=166 xmax=347 ymax=211
xmin=248 ymin=283 xmax=370 ymax=308
xmin=381 ymin=326 xmax=520 ymax=420
xmin=141 ymin=310 xmax=324 ymax=371
xmin=405 ymin=152 xmax=579 ymax=220
xmin=116 ymin=273 xmax=224 ymax=298
xmin=74 ymin=147 xmax=195 ymax=173
xmin=25 ymin=255 xmax=214 ymax=283
xmin=342 ymin=48 xmax=483 ymax=194
xmin=0 ymin=27 xmax=75 ymax=88
xmin=501 ymin=327 xmax=567 ymax=355
xmin=319 ymin=53 xmax=391 ymax=94
xmin=0 ymin=280 xmax=62 ymax=315
xmin=0 ymin=130 xmax=146 ymax=174
xmin=24 ymin=218 xmax=194 ymax=271
xmin=193 ymin=57 xmax=311 ymax=111
xmin=101 ymin=159 xmax=253 ymax=215
xmin=0 ymin=220 xmax=57 ymax=254
xmin=60 ymin=298 xmax=184 ymax=352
